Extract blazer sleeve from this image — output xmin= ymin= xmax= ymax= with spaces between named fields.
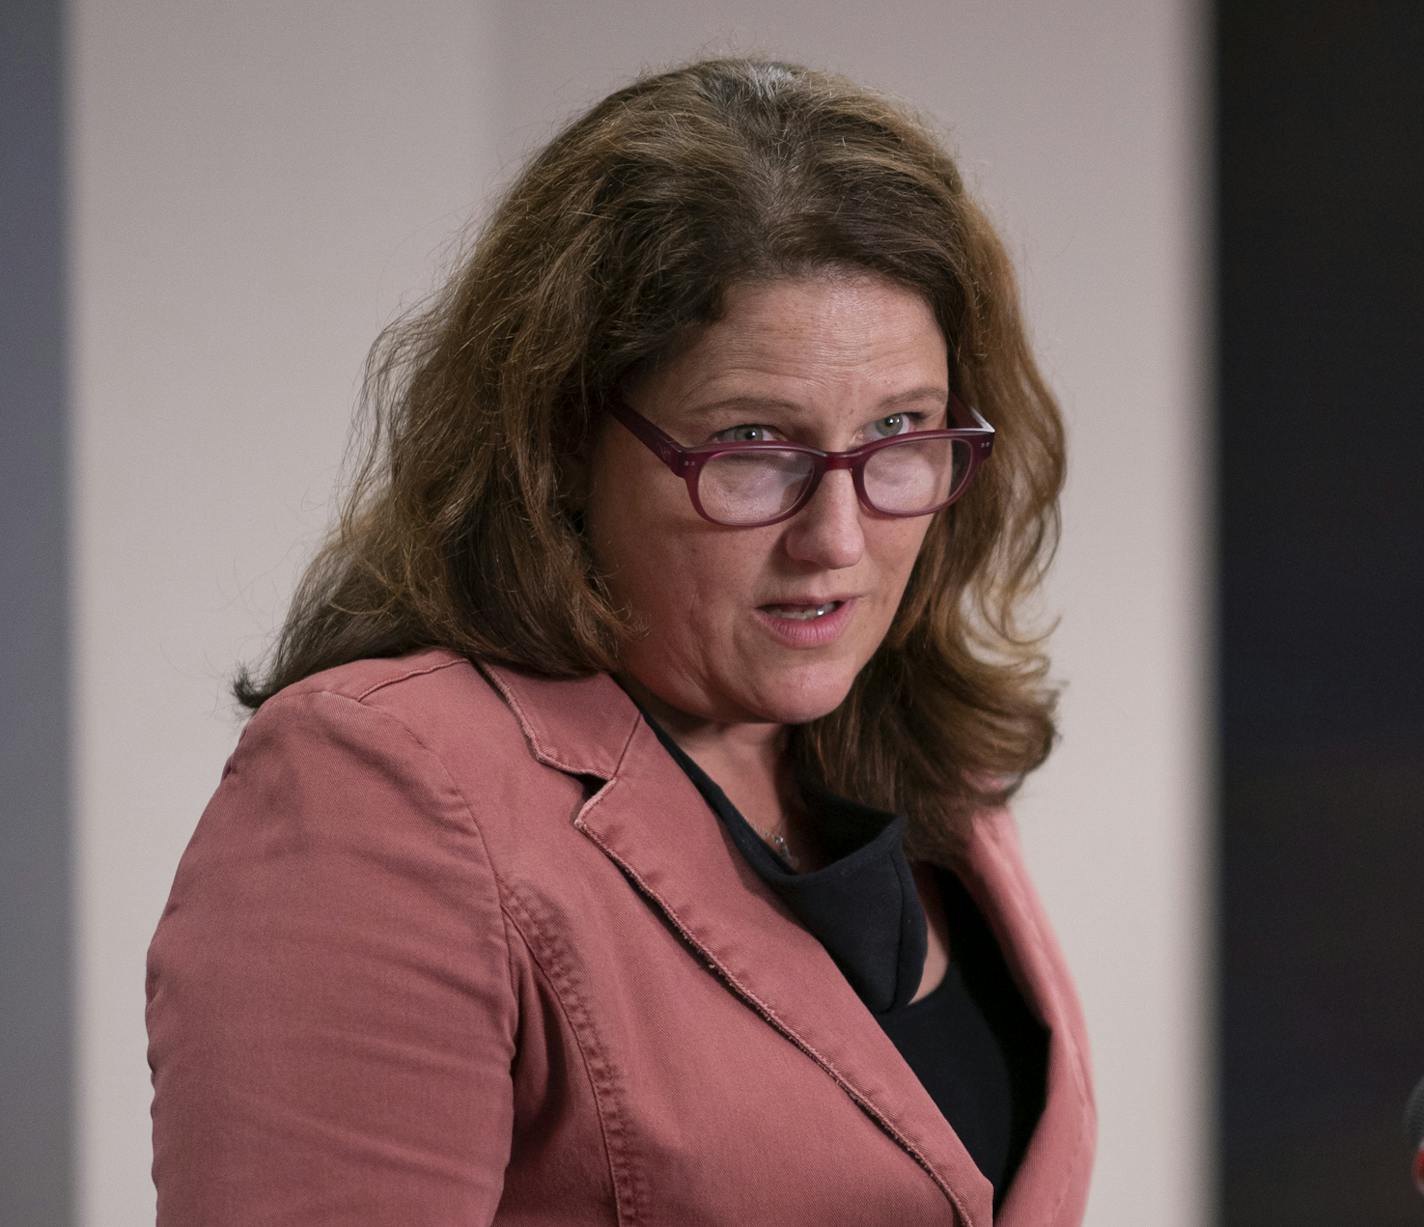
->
xmin=146 ymin=688 xmax=517 ymax=1226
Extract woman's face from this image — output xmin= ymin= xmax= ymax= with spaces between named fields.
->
xmin=584 ymin=273 xmax=947 ymax=731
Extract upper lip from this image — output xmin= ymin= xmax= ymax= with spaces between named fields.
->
xmin=758 ymin=594 xmax=856 ymax=607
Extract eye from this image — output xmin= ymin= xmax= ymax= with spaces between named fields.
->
xmin=869 ymin=412 xmax=925 ymax=439
xmin=712 ymin=423 xmax=782 ymax=444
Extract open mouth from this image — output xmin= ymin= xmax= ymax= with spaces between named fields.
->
xmin=760 ymin=601 xmax=844 ymax=620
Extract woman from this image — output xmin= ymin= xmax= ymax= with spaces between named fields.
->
xmin=147 ymin=58 xmax=1094 ymax=1225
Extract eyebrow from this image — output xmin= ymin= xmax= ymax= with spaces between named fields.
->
xmin=678 ymin=385 xmax=950 ymax=427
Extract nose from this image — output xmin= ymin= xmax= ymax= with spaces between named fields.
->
xmin=781 ymin=469 xmax=865 ymax=570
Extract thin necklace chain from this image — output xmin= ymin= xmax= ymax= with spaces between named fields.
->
xmin=758 ymin=825 xmax=801 ymax=871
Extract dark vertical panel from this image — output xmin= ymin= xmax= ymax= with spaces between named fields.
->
xmin=0 ymin=0 xmax=76 ymax=1222
xmin=1217 ymin=3 xmax=1424 ymax=1222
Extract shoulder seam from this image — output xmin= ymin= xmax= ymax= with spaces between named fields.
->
xmin=259 ymin=685 xmax=519 ymax=1008
xmin=354 ymin=654 xmax=469 ymax=703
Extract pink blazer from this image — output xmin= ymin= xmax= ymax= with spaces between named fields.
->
xmin=147 ymin=648 xmax=1094 ymax=1225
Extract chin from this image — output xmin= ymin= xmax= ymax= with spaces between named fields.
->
xmin=754 ymin=666 xmax=859 ymax=726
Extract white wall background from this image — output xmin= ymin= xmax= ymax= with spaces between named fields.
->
xmin=68 ymin=3 xmax=1211 ymax=1222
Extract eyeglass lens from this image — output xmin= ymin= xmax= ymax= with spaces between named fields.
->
xmin=698 ymin=436 xmax=970 ymax=526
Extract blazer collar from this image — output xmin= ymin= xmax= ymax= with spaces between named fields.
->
xmin=476 ymin=660 xmax=1091 ymax=1227
xmin=473 ymin=661 xmax=640 ymax=779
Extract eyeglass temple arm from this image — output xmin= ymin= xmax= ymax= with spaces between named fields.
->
xmin=949 ymin=391 xmax=994 ymax=435
xmin=607 ymin=397 xmax=691 ymax=473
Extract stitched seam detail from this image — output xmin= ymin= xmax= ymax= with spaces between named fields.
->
xmin=574 ymin=808 xmax=972 ymax=1226
xmin=259 ymin=687 xmax=519 ymax=1008
xmin=499 ymin=892 xmax=624 ymax=1226
xmin=475 ymin=661 xmax=642 ymax=778
xmin=354 ymin=653 xmax=467 ymax=703
xmin=479 ymin=667 xmax=585 ymax=773
xmin=500 ymin=878 xmax=641 ymax=1226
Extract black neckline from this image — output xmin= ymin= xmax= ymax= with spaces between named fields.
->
xmin=625 ymin=690 xmax=930 ymax=1013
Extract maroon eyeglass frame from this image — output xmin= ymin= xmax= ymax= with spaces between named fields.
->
xmin=606 ymin=392 xmax=995 ymax=528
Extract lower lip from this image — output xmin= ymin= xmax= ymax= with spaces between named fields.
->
xmin=753 ymin=598 xmax=857 ymax=648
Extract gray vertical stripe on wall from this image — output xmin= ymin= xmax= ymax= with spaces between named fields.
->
xmin=1 ymin=0 xmax=76 ymax=1222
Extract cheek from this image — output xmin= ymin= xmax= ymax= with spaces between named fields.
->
xmin=588 ymin=489 xmax=729 ymax=626
xmin=584 ymin=434 xmax=682 ymax=599
xmin=597 ymin=523 xmax=778 ymax=665
xmin=634 ymin=531 xmax=764 ymax=626
xmin=875 ymin=517 xmax=936 ymax=583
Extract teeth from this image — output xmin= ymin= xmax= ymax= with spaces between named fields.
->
xmin=767 ymin=602 xmax=839 ymax=620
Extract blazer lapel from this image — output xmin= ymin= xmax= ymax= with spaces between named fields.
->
xmin=956 ymin=816 xmax=1096 ymax=1226
xmin=478 ymin=661 xmax=1049 ymax=1227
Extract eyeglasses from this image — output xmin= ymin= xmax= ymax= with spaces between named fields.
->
xmin=607 ymin=392 xmax=994 ymax=528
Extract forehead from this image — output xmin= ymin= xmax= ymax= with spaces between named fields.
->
xmin=637 ymin=274 xmax=948 ymax=422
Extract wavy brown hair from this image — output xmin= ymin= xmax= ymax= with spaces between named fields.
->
xmin=235 ymin=58 xmax=1065 ymax=859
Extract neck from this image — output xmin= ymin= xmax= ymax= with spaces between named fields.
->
xmin=616 ymin=672 xmax=822 ymax=869
xmin=614 ymin=673 xmax=787 ymax=779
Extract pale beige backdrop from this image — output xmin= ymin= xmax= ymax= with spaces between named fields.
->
xmin=68 ymin=2 xmax=1211 ymax=1222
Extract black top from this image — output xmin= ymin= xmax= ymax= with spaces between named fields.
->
xmin=634 ymin=702 xmax=1048 ymax=1208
